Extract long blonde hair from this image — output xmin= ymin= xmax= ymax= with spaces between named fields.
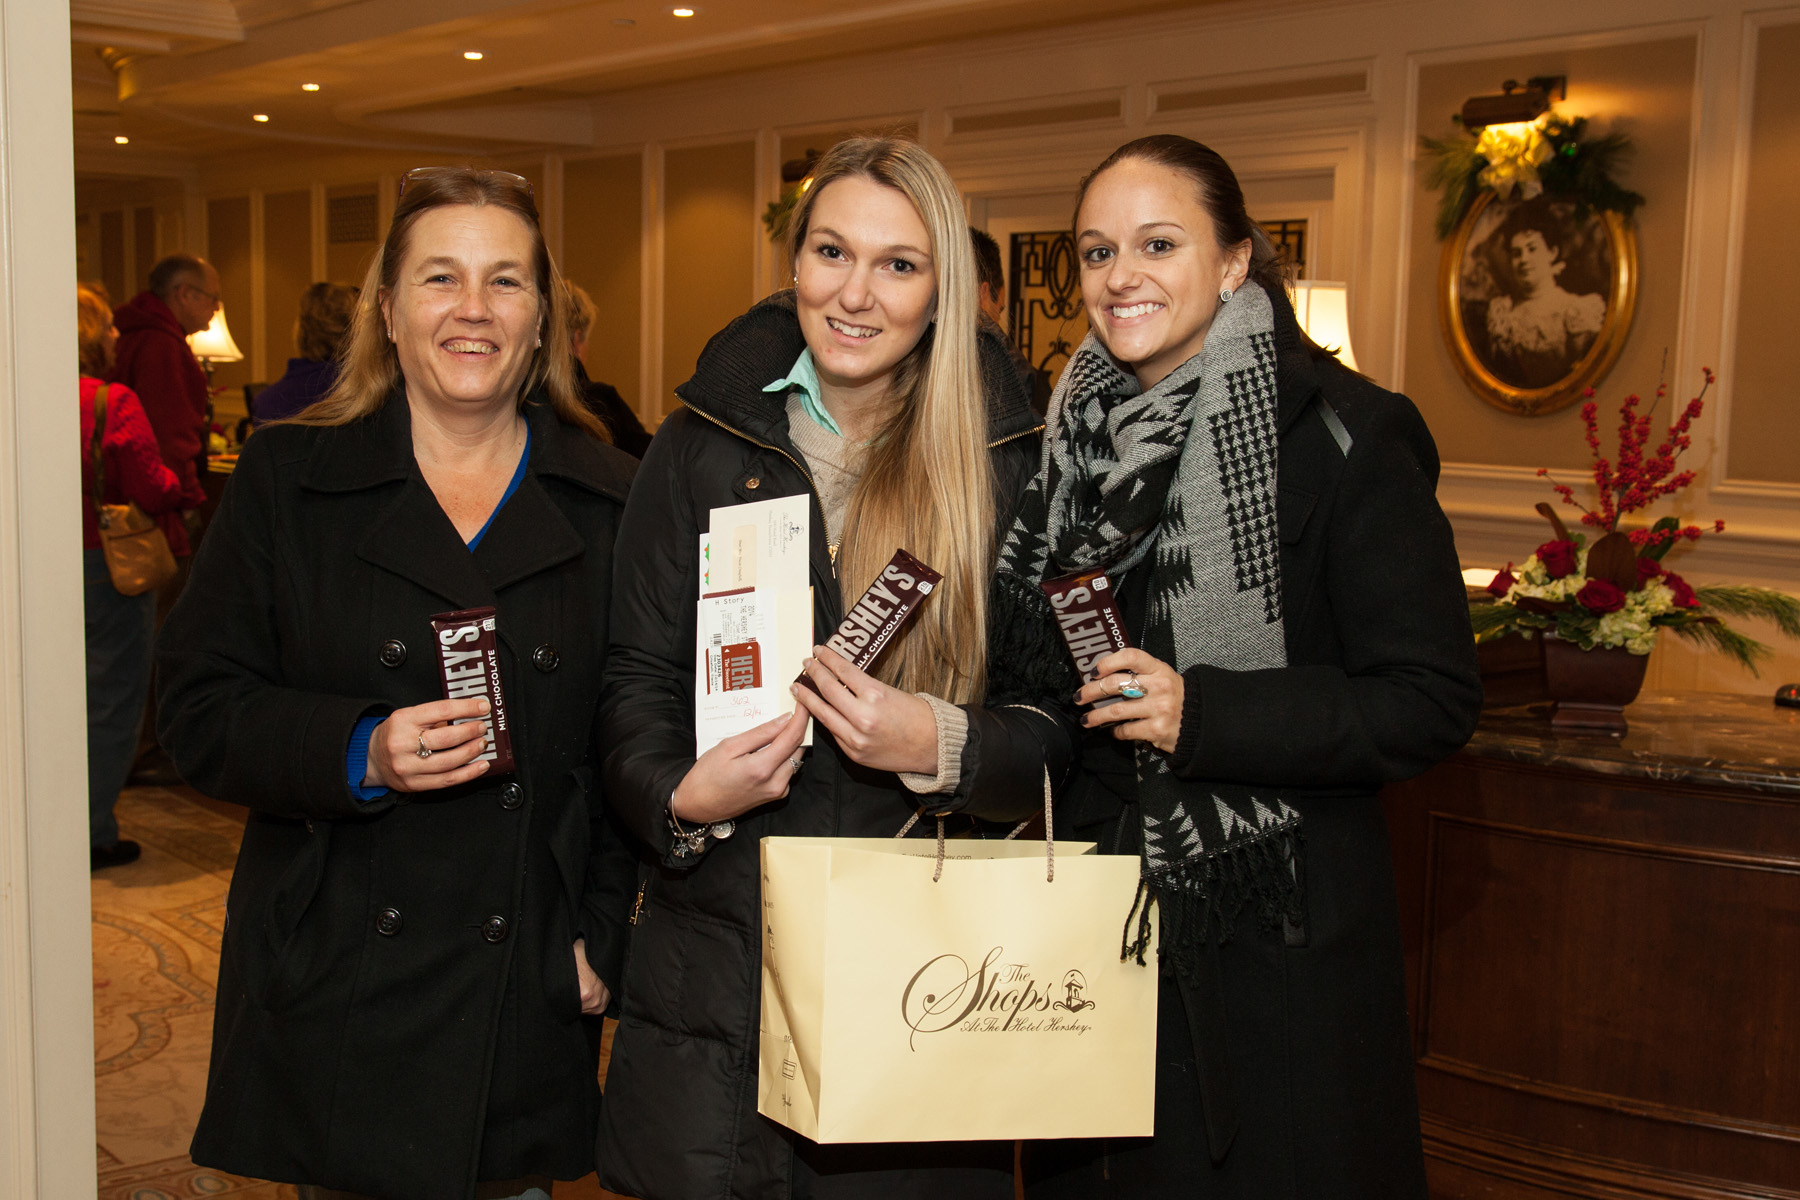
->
xmin=789 ymin=138 xmax=994 ymax=703
xmin=288 ymin=169 xmax=606 ymax=441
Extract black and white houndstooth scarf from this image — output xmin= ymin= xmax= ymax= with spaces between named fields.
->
xmin=998 ymin=281 xmax=1304 ymax=978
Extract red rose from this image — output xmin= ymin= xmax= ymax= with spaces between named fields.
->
xmin=1537 ymin=540 xmax=1579 ymax=579
xmin=1635 ymin=557 xmax=1663 ymax=589
xmin=1487 ymin=564 xmax=1517 ymax=597
xmin=1663 ymin=571 xmax=1699 ymax=608
xmin=1576 ymin=578 xmax=1626 ymax=614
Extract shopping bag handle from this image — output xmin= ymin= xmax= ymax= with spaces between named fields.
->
xmin=895 ymin=704 xmax=1056 ymax=883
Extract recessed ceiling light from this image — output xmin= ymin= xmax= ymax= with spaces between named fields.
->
xmin=672 ymin=6 xmax=696 ymax=16
xmin=301 ymin=82 xmax=321 ymax=92
xmin=114 ymin=135 xmax=129 ymax=145
xmin=463 ymin=50 xmax=484 ymax=60
xmin=252 ymin=113 xmax=270 ymax=122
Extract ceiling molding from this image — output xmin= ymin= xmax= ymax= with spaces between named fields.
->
xmin=234 ymin=0 xmax=364 ymax=30
xmin=358 ymin=102 xmax=596 ymax=147
xmin=70 ymin=24 xmax=173 ymax=53
xmin=69 ymin=0 xmax=244 ymax=42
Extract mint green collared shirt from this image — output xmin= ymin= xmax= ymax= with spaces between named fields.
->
xmin=763 ymin=348 xmax=842 ymax=437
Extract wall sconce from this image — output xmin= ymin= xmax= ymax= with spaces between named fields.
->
xmin=187 ymin=308 xmax=243 ymax=380
xmin=1291 ymin=281 xmax=1358 ymax=372
xmin=780 ymin=148 xmax=821 ymax=188
xmin=1460 ymin=75 xmax=1566 ymax=129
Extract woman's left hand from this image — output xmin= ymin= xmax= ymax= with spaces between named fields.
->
xmin=791 ymin=645 xmax=938 ymax=775
xmin=1078 ymin=648 xmax=1185 ymax=755
xmin=572 ymin=938 xmax=609 ymax=1015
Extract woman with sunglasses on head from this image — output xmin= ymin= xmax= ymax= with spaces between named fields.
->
xmin=998 ymin=136 xmax=1481 ymax=1198
xmin=595 ymin=137 xmax=1068 ymax=1200
xmin=156 ymin=167 xmax=638 ymax=1200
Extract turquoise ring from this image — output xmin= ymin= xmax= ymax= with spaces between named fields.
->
xmin=1118 ymin=674 xmax=1146 ymax=700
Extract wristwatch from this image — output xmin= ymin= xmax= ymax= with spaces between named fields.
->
xmin=668 ymin=795 xmax=735 ymax=859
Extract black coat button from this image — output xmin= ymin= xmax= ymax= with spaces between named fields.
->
xmin=378 ymin=639 xmax=406 ymax=668
xmin=531 ymin=644 xmax=559 ymax=672
xmin=482 ymin=916 xmax=510 ymax=943
xmin=499 ymin=782 xmax=524 ymax=810
xmin=375 ymin=907 xmax=402 ymax=936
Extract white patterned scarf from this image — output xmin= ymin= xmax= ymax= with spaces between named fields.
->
xmin=998 ymin=281 xmax=1304 ymax=975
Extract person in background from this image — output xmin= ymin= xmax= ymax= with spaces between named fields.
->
xmin=108 ymin=253 xmax=217 ymax=559
xmin=109 ymin=252 xmax=220 ymax=785
xmin=970 ymin=226 xmax=1049 ymax=417
xmin=563 ymin=280 xmax=652 ymax=457
xmin=156 ymin=167 xmax=637 ymax=1200
xmin=249 ymin=281 xmax=359 ymax=427
xmin=79 ymin=283 xmax=196 ymax=869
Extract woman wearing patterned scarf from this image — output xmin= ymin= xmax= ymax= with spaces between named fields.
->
xmin=1007 ymin=136 xmax=1482 ymax=1198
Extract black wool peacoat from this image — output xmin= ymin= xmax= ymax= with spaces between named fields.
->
xmin=1020 ymin=294 xmax=1483 ymax=1200
xmin=156 ymin=393 xmax=639 ymax=1200
xmin=594 ymin=293 xmax=1070 ymax=1200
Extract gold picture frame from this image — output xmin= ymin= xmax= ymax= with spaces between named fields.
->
xmin=1438 ymin=191 xmax=1638 ymax=416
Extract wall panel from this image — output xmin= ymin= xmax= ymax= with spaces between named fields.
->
xmin=561 ymin=153 xmax=642 ymax=416
xmin=206 ymin=195 xmax=253 ymax=396
xmin=132 ymin=207 xmax=156 ymax=297
xmin=1405 ymin=38 xmax=1697 ymax=470
xmin=263 ymin=189 xmax=314 ymax=390
xmin=1728 ymin=21 xmax=1800 ymax=485
xmin=661 ymin=141 xmax=755 ymax=421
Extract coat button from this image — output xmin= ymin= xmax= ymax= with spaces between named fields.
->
xmin=531 ymin=644 xmax=559 ymax=672
xmin=482 ymin=916 xmax=510 ymax=943
xmin=744 ymin=477 xmax=760 ymax=490
xmin=376 ymin=907 xmax=402 ymax=936
xmin=499 ymin=782 xmax=524 ymax=810
xmin=378 ymin=639 xmax=407 ymax=668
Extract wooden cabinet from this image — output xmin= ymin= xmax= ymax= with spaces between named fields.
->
xmin=1383 ymin=693 xmax=1800 ymax=1200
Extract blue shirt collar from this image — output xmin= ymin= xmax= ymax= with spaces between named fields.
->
xmin=762 ymin=348 xmax=842 ymax=438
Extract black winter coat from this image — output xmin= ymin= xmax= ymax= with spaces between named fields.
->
xmin=1021 ymin=299 xmax=1482 ymax=1199
xmin=595 ymin=294 xmax=1065 ymax=1200
xmin=156 ymin=395 xmax=639 ymax=1200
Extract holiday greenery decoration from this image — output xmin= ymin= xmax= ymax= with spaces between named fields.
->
xmin=1422 ymin=114 xmax=1645 ymax=240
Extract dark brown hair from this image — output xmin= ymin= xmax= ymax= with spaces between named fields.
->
xmin=288 ymin=168 xmax=605 ymax=441
xmin=1074 ymin=135 xmax=1290 ymax=299
xmin=295 ymin=281 xmax=358 ymax=361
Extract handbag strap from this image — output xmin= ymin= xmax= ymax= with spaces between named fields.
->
xmin=89 ymin=384 xmax=109 ymax=514
xmin=894 ymin=703 xmax=1059 ymax=883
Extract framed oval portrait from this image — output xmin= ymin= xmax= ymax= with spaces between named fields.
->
xmin=1438 ymin=191 xmax=1638 ymax=416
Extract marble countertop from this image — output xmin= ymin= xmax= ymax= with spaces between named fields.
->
xmin=1468 ymin=691 xmax=1800 ymax=795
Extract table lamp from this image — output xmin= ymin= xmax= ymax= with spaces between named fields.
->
xmin=1291 ymin=280 xmax=1358 ymax=372
xmin=186 ymin=307 xmax=243 ymax=382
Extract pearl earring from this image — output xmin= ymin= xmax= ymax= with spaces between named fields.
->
xmin=1219 ymin=287 xmax=1234 ymax=304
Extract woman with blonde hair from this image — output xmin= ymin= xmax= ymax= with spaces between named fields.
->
xmin=157 ymin=167 xmax=637 ymax=1200
xmin=595 ymin=136 xmax=1066 ymax=1199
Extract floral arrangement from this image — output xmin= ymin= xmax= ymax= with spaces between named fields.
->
xmin=1422 ymin=113 xmax=1644 ymax=239
xmin=1472 ymin=370 xmax=1800 ymax=671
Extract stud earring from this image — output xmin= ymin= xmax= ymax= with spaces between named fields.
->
xmin=1219 ymin=287 xmax=1234 ymax=304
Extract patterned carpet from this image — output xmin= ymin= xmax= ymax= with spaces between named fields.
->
xmin=92 ymin=785 xmax=621 ymax=1200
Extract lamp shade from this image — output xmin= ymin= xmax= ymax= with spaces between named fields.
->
xmin=1291 ymin=281 xmax=1358 ymax=372
xmin=187 ymin=307 xmax=243 ymax=363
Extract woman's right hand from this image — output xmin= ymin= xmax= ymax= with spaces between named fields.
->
xmin=364 ymin=698 xmax=494 ymax=793
xmin=670 ymin=708 xmax=809 ymax=826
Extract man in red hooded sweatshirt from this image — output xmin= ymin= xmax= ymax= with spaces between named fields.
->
xmin=108 ymin=253 xmax=217 ymax=559
xmin=108 ymin=253 xmax=217 ymax=783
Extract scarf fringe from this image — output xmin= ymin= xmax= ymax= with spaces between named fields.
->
xmin=1121 ymin=823 xmax=1306 ymax=982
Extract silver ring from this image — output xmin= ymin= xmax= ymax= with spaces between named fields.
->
xmin=790 ymin=756 xmax=804 ymax=774
xmin=416 ymin=733 xmax=432 ymax=759
xmin=1119 ymin=673 xmax=1146 ymax=700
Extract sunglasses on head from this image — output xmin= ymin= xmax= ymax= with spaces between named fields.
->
xmin=399 ymin=167 xmax=534 ymax=199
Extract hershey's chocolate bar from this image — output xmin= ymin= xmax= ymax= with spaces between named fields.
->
xmin=1040 ymin=569 xmax=1131 ymax=708
xmin=429 ymin=606 xmax=516 ymax=774
xmin=801 ymin=549 xmax=942 ymax=689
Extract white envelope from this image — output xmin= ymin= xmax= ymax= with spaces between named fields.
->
xmin=694 ymin=495 xmax=815 ymax=756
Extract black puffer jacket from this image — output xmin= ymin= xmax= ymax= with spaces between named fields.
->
xmin=595 ymin=294 xmax=1064 ymax=1200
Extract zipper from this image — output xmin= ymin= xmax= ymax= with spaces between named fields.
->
xmin=680 ymin=398 xmax=838 ymax=577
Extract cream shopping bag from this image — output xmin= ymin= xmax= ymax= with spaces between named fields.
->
xmin=757 ymin=824 xmax=1158 ymax=1143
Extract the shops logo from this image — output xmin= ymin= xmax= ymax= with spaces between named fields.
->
xmin=900 ymin=946 xmax=1097 ymax=1049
